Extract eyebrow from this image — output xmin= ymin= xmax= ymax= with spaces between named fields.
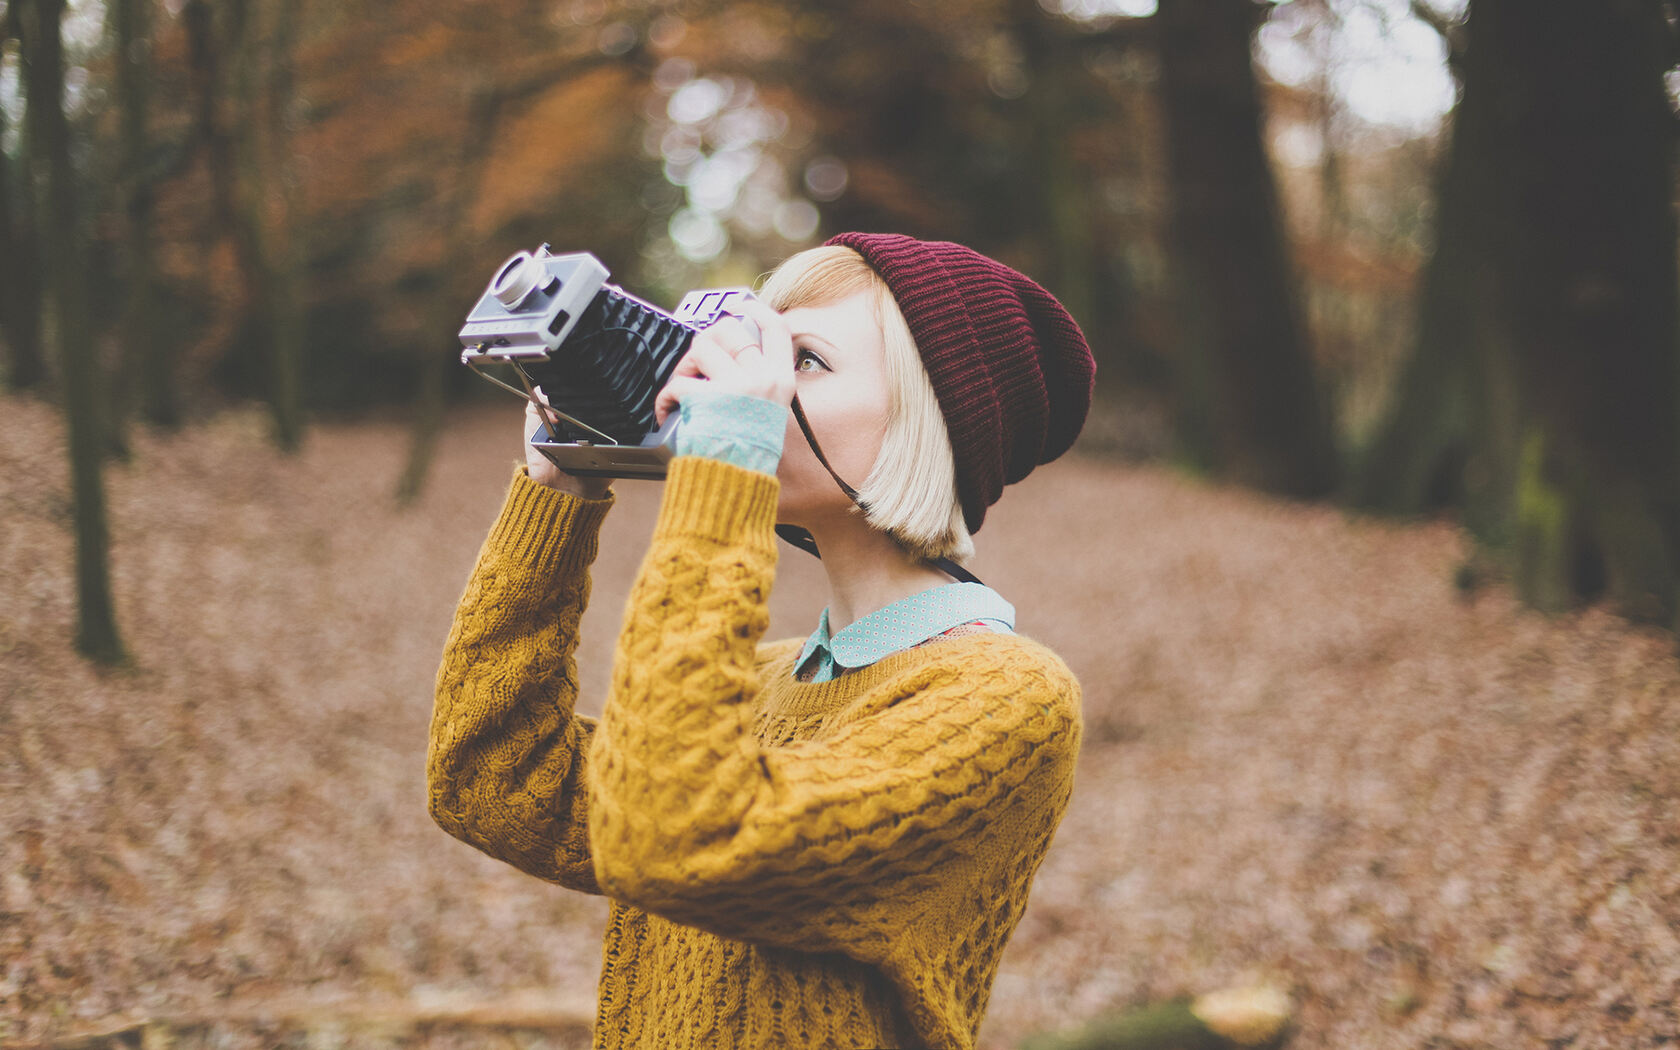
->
xmin=791 ymin=331 xmax=843 ymax=356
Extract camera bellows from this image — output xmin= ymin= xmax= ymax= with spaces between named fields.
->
xmin=525 ymin=287 xmax=694 ymax=444
xmin=459 ymin=246 xmax=761 ymax=478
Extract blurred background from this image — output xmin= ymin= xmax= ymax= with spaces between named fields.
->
xmin=3 ymin=0 xmax=1680 ymax=1047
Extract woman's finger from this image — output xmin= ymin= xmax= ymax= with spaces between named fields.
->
xmin=688 ymin=337 xmax=746 ymax=382
xmin=668 ymin=335 xmax=736 ymax=391
xmin=707 ymin=315 xmax=761 ymax=353
xmin=523 ymin=394 xmax=566 ymax=487
xmin=670 ymin=346 xmax=705 ymax=380
xmin=730 ymin=299 xmax=794 ymax=375
xmin=654 ymin=373 xmax=708 ymax=426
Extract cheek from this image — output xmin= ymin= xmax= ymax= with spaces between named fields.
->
xmin=778 ymin=387 xmax=888 ymax=497
xmin=778 ymin=413 xmax=819 ymax=481
xmin=825 ymin=411 xmax=888 ymax=482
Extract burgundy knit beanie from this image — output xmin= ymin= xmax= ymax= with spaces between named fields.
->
xmin=824 ymin=232 xmax=1096 ymax=534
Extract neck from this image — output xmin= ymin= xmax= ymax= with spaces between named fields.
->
xmin=802 ymin=513 xmax=956 ymax=632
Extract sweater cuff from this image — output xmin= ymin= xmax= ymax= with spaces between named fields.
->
xmin=486 ymin=465 xmax=616 ymax=573
xmin=652 ymin=456 xmax=780 ymax=557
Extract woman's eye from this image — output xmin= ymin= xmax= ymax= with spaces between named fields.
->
xmin=794 ymin=349 xmax=829 ymax=373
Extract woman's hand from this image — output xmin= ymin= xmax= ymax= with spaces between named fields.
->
xmin=654 ymin=299 xmax=796 ymax=427
xmin=524 ymin=395 xmax=613 ymax=499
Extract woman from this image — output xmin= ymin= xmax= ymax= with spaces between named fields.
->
xmin=428 ymin=232 xmax=1095 ymax=1050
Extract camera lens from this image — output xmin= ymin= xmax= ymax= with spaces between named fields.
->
xmin=492 ymin=251 xmax=544 ymax=309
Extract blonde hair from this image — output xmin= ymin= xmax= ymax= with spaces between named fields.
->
xmin=759 ymin=246 xmax=975 ymax=563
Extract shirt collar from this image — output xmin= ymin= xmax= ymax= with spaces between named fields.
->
xmin=795 ymin=582 xmax=1016 ymax=672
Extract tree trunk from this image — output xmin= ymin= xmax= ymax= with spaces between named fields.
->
xmin=18 ymin=0 xmax=127 ymax=663
xmin=1357 ymin=0 xmax=1678 ymax=624
xmin=262 ymin=0 xmax=306 ymax=452
xmin=1485 ymin=0 xmax=1678 ymax=621
xmin=113 ymin=0 xmax=176 ymax=428
xmin=188 ymin=0 xmax=305 ymax=451
xmin=394 ymin=51 xmax=634 ymax=502
xmin=391 ymin=51 xmax=631 ymax=500
xmin=394 ymin=85 xmax=503 ymax=504
xmin=1154 ymin=0 xmax=1339 ymax=499
xmin=0 ymin=12 xmax=48 ymax=392
xmin=1013 ymin=0 xmax=1095 ymax=336
xmin=1347 ymin=92 xmax=1482 ymax=517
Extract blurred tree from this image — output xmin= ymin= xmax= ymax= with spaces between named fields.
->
xmin=17 ymin=0 xmax=126 ymax=662
xmin=718 ymin=2 xmax=991 ymax=238
xmin=380 ymin=0 xmax=673 ymax=500
xmin=687 ymin=0 xmax=1164 ymax=396
xmin=1155 ymin=0 xmax=1338 ymax=498
xmin=1345 ymin=12 xmax=1478 ymax=518
xmin=1011 ymin=0 xmax=1101 ymax=335
xmin=179 ymin=0 xmax=308 ymax=449
xmin=0 ymin=5 xmax=47 ymax=392
xmin=395 ymin=47 xmax=642 ymax=502
xmin=31 ymin=0 xmax=1415 ymax=515
xmin=226 ymin=0 xmax=304 ymax=450
xmin=261 ymin=0 xmax=306 ymax=452
xmin=1250 ymin=1 xmax=1451 ymax=458
xmin=393 ymin=77 xmax=502 ymax=506
xmin=1355 ymin=0 xmax=1679 ymax=624
xmin=112 ymin=0 xmax=173 ymax=428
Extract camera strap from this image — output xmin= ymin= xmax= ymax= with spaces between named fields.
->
xmin=789 ymin=396 xmax=864 ymax=505
xmin=777 ymin=397 xmax=984 ymax=587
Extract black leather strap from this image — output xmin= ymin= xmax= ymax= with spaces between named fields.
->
xmin=790 ymin=396 xmax=863 ymax=504
xmin=779 ymin=396 xmax=984 ymax=587
xmin=927 ymin=556 xmax=983 ymax=586
xmin=774 ymin=522 xmax=822 ymax=557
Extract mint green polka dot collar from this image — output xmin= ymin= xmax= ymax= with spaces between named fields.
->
xmin=794 ymin=582 xmax=1015 ymax=683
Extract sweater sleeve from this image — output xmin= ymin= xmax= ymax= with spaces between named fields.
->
xmin=587 ymin=456 xmax=1082 ymax=957
xmin=428 ymin=467 xmax=615 ymax=894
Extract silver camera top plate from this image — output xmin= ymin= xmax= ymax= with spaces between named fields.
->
xmin=459 ymin=249 xmax=610 ymax=363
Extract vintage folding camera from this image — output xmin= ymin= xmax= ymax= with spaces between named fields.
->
xmin=458 ymin=245 xmax=758 ymax=479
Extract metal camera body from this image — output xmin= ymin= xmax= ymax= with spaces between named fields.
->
xmin=459 ymin=246 xmax=759 ymax=479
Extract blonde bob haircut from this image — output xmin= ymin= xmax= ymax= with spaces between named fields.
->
xmin=759 ymin=245 xmax=975 ymax=564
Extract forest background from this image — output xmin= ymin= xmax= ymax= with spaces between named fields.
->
xmin=6 ymin=0 xmax=1678 ymax=653
xmin=4 ymin=0 xmax=1680 ymax=1046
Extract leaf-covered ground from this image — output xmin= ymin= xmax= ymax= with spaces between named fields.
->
xmin=3 ymin=396 xmax=1678 ymax=1049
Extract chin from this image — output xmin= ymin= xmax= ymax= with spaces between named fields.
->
xmin=772 ymin=464 xmax=812 ymax=519
xmin=773 ymin=480 xmax=850 ymax=532
xmin=773 ymin=489 xmax=817 ymax=530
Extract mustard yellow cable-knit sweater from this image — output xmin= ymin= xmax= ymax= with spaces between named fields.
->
xmin=428 ymin=457 xmax=1082 ymax=1050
